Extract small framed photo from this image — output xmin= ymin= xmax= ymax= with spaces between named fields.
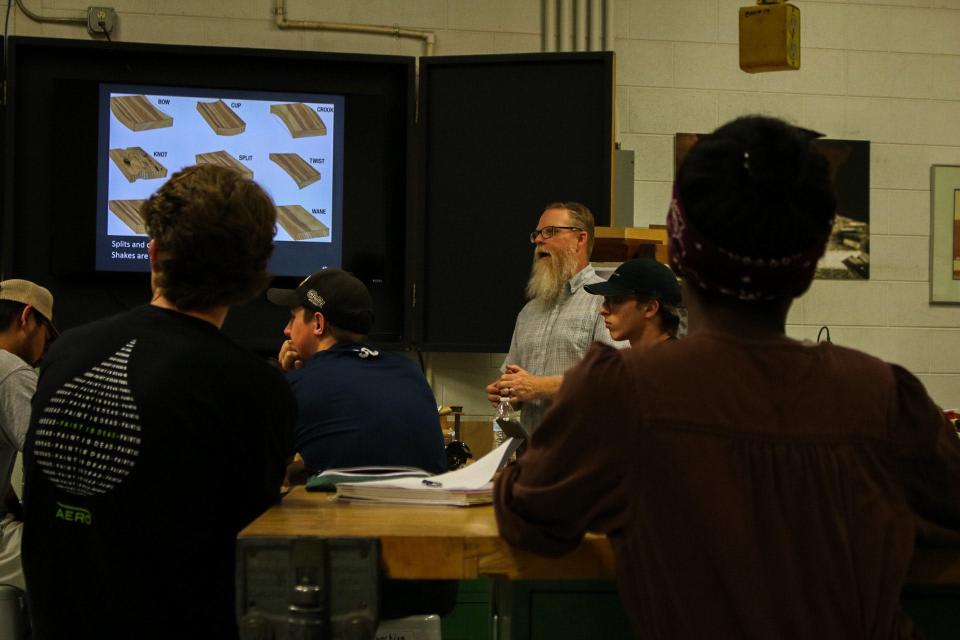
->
xmin=930 ymin=165 xmax=960 ymax=304
xmin=674 ymin=133 xmax=870 ymax=280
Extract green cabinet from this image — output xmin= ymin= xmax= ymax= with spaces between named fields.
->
xmin=441 ymin=580 xmax=493 ymax=640
xmin=441 ymin=580 xmax=960 ymax=640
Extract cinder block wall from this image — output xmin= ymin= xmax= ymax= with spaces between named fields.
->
xmin=12 ymin=0 xmax=960 ymax=418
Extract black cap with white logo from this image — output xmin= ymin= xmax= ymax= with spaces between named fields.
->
xmin=584 ymin=258 xmax=681 ymax=306
xmin=267 ymin=269 xmax=374 ymax=335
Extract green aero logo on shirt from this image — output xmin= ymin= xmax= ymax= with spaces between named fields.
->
xmin=55 ymin=501 xmax=92 ymax=525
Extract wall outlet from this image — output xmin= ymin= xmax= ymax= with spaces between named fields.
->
xmin=86 ymin=6 xmax=117 ymax=36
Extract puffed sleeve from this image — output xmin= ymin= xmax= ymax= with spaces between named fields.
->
xmin=494 ymin=343 xmax=634 ymax=556
xmin=888 ymin=364 xmax=960 ymax=544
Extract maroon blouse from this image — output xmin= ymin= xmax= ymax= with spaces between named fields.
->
xmin=495 ymin=332 xmax=960 ymax=639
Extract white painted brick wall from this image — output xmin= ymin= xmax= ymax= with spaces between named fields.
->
xmin=10 ymin=0 xmax=960 ymax=410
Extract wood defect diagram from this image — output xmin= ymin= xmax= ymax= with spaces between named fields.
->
xmin=195 ymin=151 xmax=254 ymax=180
xmin=269 ymin=153 xmax=321 ymax=189
xmin=110 ymin=96 xmax=174 ymax=132
xmin=109 ymin=147 xmax=168 ymax=183
xmin=276 ymin=205 xmax=330 ymax=240
xmin=196 ymin=99 xmax=246 ymax=136
xmin=108 ymin=200 xmax=148 ymax=234
xmin=271 ymin=103 xmax=327 ymax=138
xmin=106 ymin=94 xmax=335 ymax=242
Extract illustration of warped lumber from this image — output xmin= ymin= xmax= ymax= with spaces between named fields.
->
xmin=270 ymin=103 xmax=327 ymax=138
xmin=194 ymin=150 xmax=253 ymax=179
xmin=108 ymin=200 xmax=148 ymax=234
xmin=269 ymin=153 xmax=321 ymax=189
xmin=196 ymin=99 xmax=246 ymax=135
xmin=276 ymin=205 xmax=330 ymax=240
xmin=110 ymin=96 xmax=173 ymax=131
xmin=109 ymin=147 xmax=168 ymax=182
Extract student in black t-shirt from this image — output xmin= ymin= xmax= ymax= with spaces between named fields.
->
xmin=22 ymin=165 xmax=296 ymax=639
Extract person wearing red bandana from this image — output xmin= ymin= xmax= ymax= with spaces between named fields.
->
xmin=495 ymin=115 xmax=960 ymax=639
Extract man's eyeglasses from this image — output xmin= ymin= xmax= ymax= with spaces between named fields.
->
xmin=529 ymin=226 xmax=583 ymax=243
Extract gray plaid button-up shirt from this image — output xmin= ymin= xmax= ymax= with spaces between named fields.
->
xmin=502 ymin=265 xmax=625 ymax=432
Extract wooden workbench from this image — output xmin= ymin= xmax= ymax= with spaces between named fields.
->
xmin=238 ymin=488 xmax=960 ymax=640
xmin=239 ymin=487 xmax=960 ymax=585
xmin=239 ymin=487 xmax=615 ymax=581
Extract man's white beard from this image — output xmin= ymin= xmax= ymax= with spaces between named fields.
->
xmin=525 ymin=245 xmax=580 ymax=306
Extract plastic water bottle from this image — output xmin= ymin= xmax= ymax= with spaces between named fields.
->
xmin=493 ymin=393 xmax=518 ymax=449
xmin=492 ymin=418 xmax=508 ymax=449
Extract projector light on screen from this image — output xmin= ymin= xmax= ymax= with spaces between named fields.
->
xmin=95 ymin=84 xmax=346 ymax=277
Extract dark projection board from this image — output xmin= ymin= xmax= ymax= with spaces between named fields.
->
xmin=2 ymin=37 xmax=413 ymax=351
xmin=416 ymin=52 xmax=614 ymax=352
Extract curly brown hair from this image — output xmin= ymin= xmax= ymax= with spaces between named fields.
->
xmin=142 ymin=164 xmax=277 ymax=310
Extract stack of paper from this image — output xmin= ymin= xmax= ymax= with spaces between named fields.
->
xmin=335 ymin=438 xmax=519 ymax=507
xmin=305 ymin=466 xmax=430 ymax=492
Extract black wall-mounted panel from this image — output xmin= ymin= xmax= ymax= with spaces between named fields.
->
xmin=3 ymin=37 xmax=414 ymax=352
xmin=417 ymin=52 xmax=614 ymax=352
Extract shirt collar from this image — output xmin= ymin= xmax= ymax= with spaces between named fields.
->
xmin=566 ymin=264 xmax=596 ymax=294
xmin=327 ymin=341 xmax=367 ymax=352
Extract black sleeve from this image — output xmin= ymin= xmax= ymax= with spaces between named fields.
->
xmin=226 ymin=364 xmax=298 ymax=531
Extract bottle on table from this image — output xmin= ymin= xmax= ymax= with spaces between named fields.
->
xmin=493 ymin=393 xmax=519 ymax=449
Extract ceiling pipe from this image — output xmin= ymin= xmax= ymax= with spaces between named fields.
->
xmin=603 ymin=0 xmax=614 ymax=51
xmin=14 ymin=0 xmax=85 ymax=25
xmin=274 ymin=0 xmax=436 ymax=57
xmin=589 ymin=0 xmax=602 ymax=51
xmin=574 ymin=0 xmax=588 ymax=51
xmin=543 ymin=0 xmax=613 ymax=53
xmin=543 ymin=0 xmax=557 ymax=52
xmin=559 ymin=0 xmax=573 ymax=52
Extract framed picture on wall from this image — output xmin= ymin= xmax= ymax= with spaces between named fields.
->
xmin=674 ymin=133 xmax=871 ymax=280
xmin=930 ymin=165 xmax=960 ymax=304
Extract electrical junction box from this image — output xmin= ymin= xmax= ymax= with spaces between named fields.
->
xmin=739 ymin=2 xmax=800 ymax=73
xmin=86 ymin=6 xmax=117 ymax=36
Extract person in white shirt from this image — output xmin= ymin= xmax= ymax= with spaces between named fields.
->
xmin=0 ymin=278 xmax=58 ymax=590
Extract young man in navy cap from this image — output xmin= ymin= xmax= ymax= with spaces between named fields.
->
xmin=268 ymin=269 xmax=447 ymax=478
xmin=584 ymin=257 xmax=682 ymax=347
xmin=269 ymin=269 xmax=455 ymax=619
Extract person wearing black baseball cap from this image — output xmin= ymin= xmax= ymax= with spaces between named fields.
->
xmin=267 ymin=268 xmax=454 ymax=619
xmin=583 ymin=258 xmax=682 ymax=347
xmin=267 ymin=268 xmax=376 ymax=370
xmin=267 ymin=269 xmax=446 ymax=477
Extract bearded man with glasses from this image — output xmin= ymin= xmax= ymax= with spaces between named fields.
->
xmin=485 ymin=202 xmax=625 ymax=433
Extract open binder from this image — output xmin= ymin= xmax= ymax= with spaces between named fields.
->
xmin=334 ymin=438 xmax=521 ymax=507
